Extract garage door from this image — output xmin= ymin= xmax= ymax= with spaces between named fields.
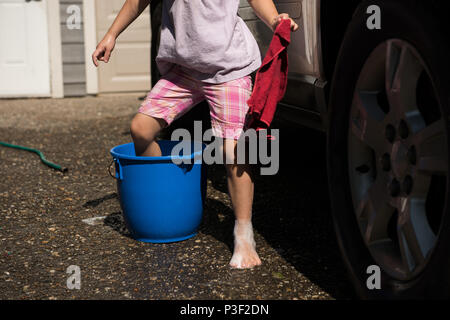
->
xmin=95 ymin=0 xmax=151 ymax=93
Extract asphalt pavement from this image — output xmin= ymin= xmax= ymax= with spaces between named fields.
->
xmin=0 ymin=94 xmax=354 ymax=300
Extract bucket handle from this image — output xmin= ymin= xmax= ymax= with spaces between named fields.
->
xmin=108 ymin=158 xmax=123 ymax=180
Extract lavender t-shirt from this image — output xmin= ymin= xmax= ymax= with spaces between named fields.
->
xmin=155 ymin=0 xmax=262 ymax=84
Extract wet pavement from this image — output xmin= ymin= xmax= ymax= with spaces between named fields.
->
xmin=0 ymin=94 xmax=354 ymax=300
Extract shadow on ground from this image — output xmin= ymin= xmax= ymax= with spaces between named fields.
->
xmin=88 ymin=102 xmax=354 ymax=299
xmin=203 ymin=121 xmax=355 ymax=299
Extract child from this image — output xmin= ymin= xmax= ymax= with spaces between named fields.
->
xmin=93 ymin=0 xmax=298 ymax=269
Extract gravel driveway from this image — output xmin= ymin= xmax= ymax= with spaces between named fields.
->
xmin=0 ymin=94 xmax=354 ymax=300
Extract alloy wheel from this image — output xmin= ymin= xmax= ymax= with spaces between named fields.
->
xmin=347 ymin=39 xmax=448 ymax=281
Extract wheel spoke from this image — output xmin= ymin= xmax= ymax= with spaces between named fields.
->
xmin=417 ymin=154 xmax=448 ymax=176
xmin=354 ymin=192 xmax=369 ymax=220
xmin=352 ymin=169 xmax=377 ymax=221
xmin=413 ymin=118 xmax=446 ymax=144
xmin=398 ymin=229 xmax=415 ymax=274
xmin=414 ymin=119 xmax=448 ymax=176
xmin=350 ymin=91 xmax=386 ymax=154
xmin=397 ymin=197 xmax=437 ymax=272
xmin=385 ymin=41 xmax=424 ymax=120
xmin=364 ymin=178 xmax=395 ymax=244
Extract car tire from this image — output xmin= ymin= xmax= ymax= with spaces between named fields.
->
xmin=327 ymin=0 xmax=450 ymax=299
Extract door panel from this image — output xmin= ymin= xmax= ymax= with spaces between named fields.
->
xmin=95 ymin=0 xmax=151 ymax=93
xmin=0 ymin=0 xmax=50 ymax=97
xmin=239 ymin=0 xmax=322 ymax=114
xmin=239 ymin=0 xmax=321 ymax=78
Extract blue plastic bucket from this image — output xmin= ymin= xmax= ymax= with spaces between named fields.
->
xmin=110 ymin=140 xmax=206 ymax=243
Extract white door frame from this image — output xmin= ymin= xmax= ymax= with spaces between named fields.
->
xmin=47 ymin=0 xmax=64 ymax=98
xmin=83 ymin=0 xmax=99 ymax=95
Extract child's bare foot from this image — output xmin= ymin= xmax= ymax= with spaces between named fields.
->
xmin=229 ymin=220 xmax=262 ymax=269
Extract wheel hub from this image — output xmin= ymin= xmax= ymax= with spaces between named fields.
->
xmin=391 ymin=138 xmax=410 ymax=179
xmin=384 ymin=121 xmax=417 ymax=198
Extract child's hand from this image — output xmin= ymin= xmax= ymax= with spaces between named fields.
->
xmin=92 ymin=33 xmax=116 ymax=67
xmin=271 ymin=13 xmax=299 ymax=32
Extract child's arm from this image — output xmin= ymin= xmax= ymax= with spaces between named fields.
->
xmin=247 ymin=0 xmax=299 ymax=32
xmin=92 ymin=0 xmax=150 ymax=66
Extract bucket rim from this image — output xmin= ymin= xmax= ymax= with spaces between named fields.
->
xmin=110 ymin=141 xmax=205 ymax=161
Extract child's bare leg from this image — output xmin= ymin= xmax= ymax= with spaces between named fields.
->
xmin=130 ymin=113 xmax=166 ymax=157
xmin=223 ymin=139 xmax=261 ymax=269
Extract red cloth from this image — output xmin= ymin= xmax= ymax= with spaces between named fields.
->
xmin=246 ymin=19 xmax=291 ymax=131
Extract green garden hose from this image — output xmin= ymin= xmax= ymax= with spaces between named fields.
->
xmin=0 ymin=141 xmax=68 ymax=173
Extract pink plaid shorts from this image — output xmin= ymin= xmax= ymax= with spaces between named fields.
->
xmin=138 ymin=65 xmax=253 ymax=140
